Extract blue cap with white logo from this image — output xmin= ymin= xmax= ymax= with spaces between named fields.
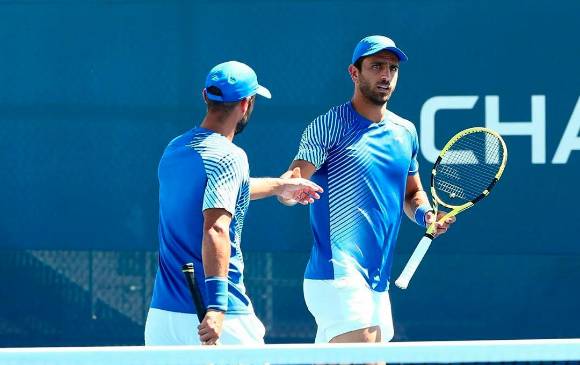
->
xmin=204 ymin=61 xmax=271 ymax=102
xmin=351 ymin=35 xmax=408 ymax=64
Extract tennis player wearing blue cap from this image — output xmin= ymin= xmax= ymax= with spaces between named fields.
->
xmin=280 ymin=36 xmax=454 ymax=343
xmin=145 ymin=61 xmax=323 ymax=346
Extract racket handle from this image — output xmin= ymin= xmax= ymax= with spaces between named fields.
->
xmin=182 ymin=263 xmax=207 ymax=323
xmin=395 ymin=234 xmax=434 ymax=290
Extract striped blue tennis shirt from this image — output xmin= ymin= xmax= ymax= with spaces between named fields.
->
xmin=295 ymin=101 xmax=419 ymax=291
xmin=150 ymin=127 xmax=253 ymax=315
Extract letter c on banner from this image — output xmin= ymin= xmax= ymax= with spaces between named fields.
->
xmin=420 ymin=96 xmax=479 ymax=163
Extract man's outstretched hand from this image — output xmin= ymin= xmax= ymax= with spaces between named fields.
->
xmin=277 ymin=168 xmax=323 ymax=205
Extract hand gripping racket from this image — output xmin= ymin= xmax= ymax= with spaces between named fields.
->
xmin=395 ymin=127 xmax=508 ymax=289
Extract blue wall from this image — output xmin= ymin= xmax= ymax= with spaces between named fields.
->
xmin=1 ymin=0 xmax=579 ymax=344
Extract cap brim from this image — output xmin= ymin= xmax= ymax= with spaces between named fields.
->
xmin=386 ymin=47 xmax=408 ymax=62
xmin=361 ymin=46 xmax=408 ymax=62
xmin=255 ymin=85 xmax=272 ymax=99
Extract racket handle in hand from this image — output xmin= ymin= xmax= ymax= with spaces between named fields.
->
xmin=395 ymin=234 xmax=434 ymax=290
xmin=182 ymin=263 xmax=207 ymax=323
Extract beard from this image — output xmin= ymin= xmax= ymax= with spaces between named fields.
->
xmin=235 ymin=117 xmax=248 ymax=135
xmin=235 ymin=102 xmax=254 ymax=135
xmin=358 ymin=74 xmax=390 ymax=106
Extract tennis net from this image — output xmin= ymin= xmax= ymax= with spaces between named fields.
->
xmin=1 ymin=339 xmax=579 ymax=364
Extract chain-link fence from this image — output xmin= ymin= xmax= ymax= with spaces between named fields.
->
xmin=0 ymin=250 xmax=315 ymax=346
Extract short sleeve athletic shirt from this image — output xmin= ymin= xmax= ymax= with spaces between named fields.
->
xmin=150 ymin=127 xmax=252 ymax=314
xmin=294 ymin=101 xmax=419 ymax=292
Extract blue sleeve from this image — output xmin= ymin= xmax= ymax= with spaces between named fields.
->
xmin=294 ymin=114 xmax=341 ymax=169
xmin=408 ymin=123 xmax=420 ymax=175
xmin=202 ymin=152 xmax=246 ymax=215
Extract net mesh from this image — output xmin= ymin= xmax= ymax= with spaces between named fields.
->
xmin=1 ymin=340 xmax=579 ymax=365
xmin=434 ymin=131 xmax=505 ymax=206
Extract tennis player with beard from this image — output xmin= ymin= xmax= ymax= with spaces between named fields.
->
xmin=280 ymin=36 xmax=455 ymax=343
xmin=146 ymin=61 xmax=323 ymax=346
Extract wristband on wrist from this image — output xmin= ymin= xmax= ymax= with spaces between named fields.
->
xmin=205 ymin=276 xmax=228 ymax=312
xmin=414 ymin=204 xmax=433 ymax=228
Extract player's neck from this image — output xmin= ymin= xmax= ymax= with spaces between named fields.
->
xmin=200 ymin=113 xmax=236 ymax=141
xmin=351 ymin=93 xmax=388 ymax=123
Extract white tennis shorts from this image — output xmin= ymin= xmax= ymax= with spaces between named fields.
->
xmin=303 ymin=276 xmax=394 ymax=343
xmin=144 ymin=308 xmax=266 ymax=345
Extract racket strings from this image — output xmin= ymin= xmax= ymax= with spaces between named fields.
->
xmin=435 ymin=180 xmax=469 ymax=200
xmin=444 ymin=136 xmax=503 ymax=164
xmin=437 ymin=165 xmax=497 ymax=193
xmin=434 ymin=132 xmax=505 ymax=204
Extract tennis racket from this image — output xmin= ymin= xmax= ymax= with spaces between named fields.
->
xmin=182 ymin=263 xmax=207 ymax=322
xmin=395 ymin=127 xmax=508 ymax=289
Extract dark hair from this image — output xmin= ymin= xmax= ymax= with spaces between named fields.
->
xmin=206 ymin=86 xmax=240 ymax=114
xmin=353 ymin=57 xmax=365 ymax=71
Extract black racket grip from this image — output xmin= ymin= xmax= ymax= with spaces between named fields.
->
xmin=181 ymin=263 xmax=207 ymax=323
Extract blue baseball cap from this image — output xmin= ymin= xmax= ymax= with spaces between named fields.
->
xmin=204 ymin=61 xmax=271 ymax=102
xmin=351 ymin=35 xmax=408 ymax=64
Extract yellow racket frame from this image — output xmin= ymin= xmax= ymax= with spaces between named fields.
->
xmin=426 ymin=127 xmax=508 ymax=236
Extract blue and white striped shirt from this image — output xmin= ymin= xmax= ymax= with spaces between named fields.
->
xmin=151 ymin=127 xmax=252 ymax=314
xmin=295 ymin=102 xmax=419 ymax=291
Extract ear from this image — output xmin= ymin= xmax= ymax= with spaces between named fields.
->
xmin=202 ymin=88 xmax=209 ymax=104
xmin=239 ymin=97 xmax=250 ymax=114
xmin=348 ymin=64 xmax=358 ymax=83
